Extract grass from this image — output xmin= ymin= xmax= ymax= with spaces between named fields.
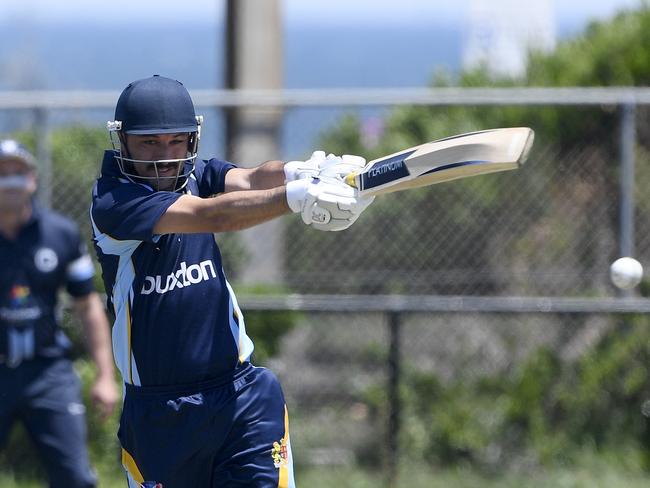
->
xmin=296 ymin=464 xmax=650 ymax=488
xmin=2 ymin=448 xmax=650 ymax=488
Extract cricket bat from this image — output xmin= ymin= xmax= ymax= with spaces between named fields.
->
xmin=344 ymin=127 xmax=534 ymax=196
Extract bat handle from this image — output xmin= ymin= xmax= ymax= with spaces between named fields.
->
xmin=344 ymin=172 xmax=359 ymax=188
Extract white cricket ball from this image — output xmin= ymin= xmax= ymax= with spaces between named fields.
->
xmin=610 ymin=257 xmax=644 ymax=290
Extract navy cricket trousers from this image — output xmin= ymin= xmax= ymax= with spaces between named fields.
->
xmin=0 ymin=357 xmax=97 ymax=488
xmin=119 ymin=363 xmax=295 ymax=487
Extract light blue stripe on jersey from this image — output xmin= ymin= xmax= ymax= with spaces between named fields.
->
xmin=90 ymin=205 xmax=143 ymax=386
xmin=224 ymin=278 xmax=254 ymax=363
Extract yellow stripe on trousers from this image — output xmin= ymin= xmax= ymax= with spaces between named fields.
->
xmin=121 ymin=448 xmax=144 ymax=484
xmin=279 ymin=405 xmax=290 ymax=488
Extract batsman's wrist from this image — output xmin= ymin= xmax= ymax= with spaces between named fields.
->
xmin=286 ymin=179 xmax=310 ymax=212
xmin=283 ymin=161 xmax=299 ymax=182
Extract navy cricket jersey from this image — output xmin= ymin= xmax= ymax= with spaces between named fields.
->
xmin=90 ymin=151 xmax=254 ymax=387
xmin=0 ymin=204 xmax=96 ymax=364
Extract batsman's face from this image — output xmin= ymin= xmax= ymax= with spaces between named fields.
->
xmin=0 ymin=158 xmax=37 ymax=211
xmin=124 ymin=133 xmax=190 ymax=191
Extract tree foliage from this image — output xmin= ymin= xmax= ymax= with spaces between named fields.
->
xmin=286 ymin=6 xmax=650 ymax=296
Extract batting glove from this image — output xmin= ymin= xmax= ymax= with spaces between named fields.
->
xmin=283 ymin=150 xmax=328 ymax=182
xmin=318 ymin=153 xmax=367 ymax=181
xmin=286 ymin=177 xmax=374 ymax=231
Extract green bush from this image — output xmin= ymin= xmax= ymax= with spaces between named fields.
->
xmin=235 ymin=284 xmax=301 ymax=365
xmin=362 ymin=314 xmax=650 ymax=471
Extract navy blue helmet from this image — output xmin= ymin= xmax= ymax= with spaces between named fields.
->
xmin=108 ymin=75 xmax=202 ymax=192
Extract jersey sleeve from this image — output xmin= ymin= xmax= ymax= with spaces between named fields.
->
xmin=64 ymin=225 xmax=96 ymax=297
xmin=91 ymin=182 xmax=182 ymax=242
xmin=194 ymin=158 xmax=237 ymax=198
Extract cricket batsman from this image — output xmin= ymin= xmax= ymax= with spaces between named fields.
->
xmin=91 ymin=75 xmax=373 ymax=487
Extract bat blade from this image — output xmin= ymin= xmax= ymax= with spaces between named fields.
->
xmin=345 ymin=127 xmax=534 ymax=196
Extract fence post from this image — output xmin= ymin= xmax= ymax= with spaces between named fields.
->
xmin=619 ymin=102 xmax=636 ymax=260
xmin=386 ymin=311 xmax=401 ymax=488
xmin=34 ymin=108 xmax=52 ymax=208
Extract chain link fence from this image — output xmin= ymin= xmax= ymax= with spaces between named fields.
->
xmin=281 ymin=102 xmax=648 ymax=297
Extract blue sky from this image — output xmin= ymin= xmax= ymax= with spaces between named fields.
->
xmin=0 ymin=0 xmax=643 ymax=26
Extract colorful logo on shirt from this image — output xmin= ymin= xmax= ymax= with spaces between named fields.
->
xmin=141 ymin=482 xmax=163 ymax=488
xmin=272 ymin=438 xmax=289 ymax=468
xmin=9 ymin=285 xmax=30 ymax=306
xmin=0 ymin=285 xmax=41 ymax=323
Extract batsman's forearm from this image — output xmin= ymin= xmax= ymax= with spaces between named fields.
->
xmin=248 ymin=160 xmax=287 ymax=190
xmin=203 ymin=187 xmax=291 ymax=231
xmin=225 ymin=160 xmax=287 ymax=191
xmin=154 ymin=187 xmax=291 ymax=235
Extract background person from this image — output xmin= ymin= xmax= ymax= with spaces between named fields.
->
xmin=0 ymin=139 xmax=118 ymax=488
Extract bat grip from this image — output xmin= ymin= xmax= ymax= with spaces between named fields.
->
xmin=344 ymin=172 xmax=359 ymax=188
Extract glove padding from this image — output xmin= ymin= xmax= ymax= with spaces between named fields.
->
xmin=284 ymin=151 xmax=367 ymax=184
xmin=318 ymin=153 xmax=367 ymax=181
xmin=286 ymin=177 xmax=374 ymax=231
xmin=283 ymin=151 xmax=327 ymax=182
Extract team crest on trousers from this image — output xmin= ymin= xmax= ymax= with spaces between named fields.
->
xmin=272 ymin=438 xmax=288 ymax=468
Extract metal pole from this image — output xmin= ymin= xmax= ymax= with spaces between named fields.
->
xmin=386 ymin=312 xmax=401 ymax=488
xmin=223 ymin=0 xmax=284 ymax=286
xmin=34 ymin=108 xmax=52 ymax=207
xmin=224 ymin=0 xmax=237 ymax=155
xmin=619 ymin=103 xmax=636 ymax=259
